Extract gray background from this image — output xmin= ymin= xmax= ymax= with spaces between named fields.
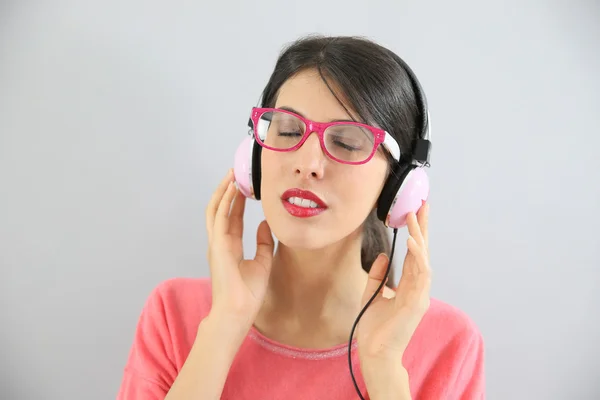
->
xmin=1 ymin=1 xmax=598 ymax=399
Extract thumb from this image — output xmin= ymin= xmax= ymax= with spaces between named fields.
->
xmin=254 ymin=220 xmax=275 ymax=270
xmin=362 ymin=253 xmax=390 ymax=305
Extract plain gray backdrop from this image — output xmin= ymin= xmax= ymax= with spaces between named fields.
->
xmin=1 ymin=1 xmax=598 ymax=399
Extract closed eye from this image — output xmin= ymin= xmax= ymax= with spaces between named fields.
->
xmin=278 ymin=131 xmax=302 ymax=137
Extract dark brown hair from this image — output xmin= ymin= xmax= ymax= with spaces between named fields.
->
xmin=259 ymin=35 xmax=422 ymax=288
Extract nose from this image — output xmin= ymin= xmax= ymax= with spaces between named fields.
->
xmin=293 ymin=132 xmax=326 ymax=180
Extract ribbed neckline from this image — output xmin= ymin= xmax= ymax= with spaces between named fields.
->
xmin=248 ymin=325 xmax=358 ymax=360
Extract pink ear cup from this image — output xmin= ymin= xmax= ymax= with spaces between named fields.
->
xmin=387 ymin=167 xmax=429 ymax=228
xmin=233 ymin=136 xmax=254 ymax=199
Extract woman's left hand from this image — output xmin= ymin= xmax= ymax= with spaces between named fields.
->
xmin=357 ymin=203 xmax=431 ymax=397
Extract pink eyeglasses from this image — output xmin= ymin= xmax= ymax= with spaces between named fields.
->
xmin=249 ymin=107 xmax=401 ymax=165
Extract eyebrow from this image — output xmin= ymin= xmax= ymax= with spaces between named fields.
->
xmin=278 ymin=106 xmax=357 ymax=123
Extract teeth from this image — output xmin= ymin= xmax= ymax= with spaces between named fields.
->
xmin=287 ymin=197 xmax=320 ymax=208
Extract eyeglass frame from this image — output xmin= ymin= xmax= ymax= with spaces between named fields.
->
xmin=248 ymin=107 xmax=401 ymax=165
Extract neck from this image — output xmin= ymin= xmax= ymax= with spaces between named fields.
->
xmin=255 ymin=231 xmax=369 ymax=347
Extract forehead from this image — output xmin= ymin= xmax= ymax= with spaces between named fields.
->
xmin=274 ymin=69 xmax=361 ymax=123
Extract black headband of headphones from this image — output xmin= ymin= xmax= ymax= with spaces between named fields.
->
xmin=390 ymin=54 xmax=432 ymax=166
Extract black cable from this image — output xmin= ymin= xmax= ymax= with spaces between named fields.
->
xmin=348 ymin=227 xmax=399 ymax=399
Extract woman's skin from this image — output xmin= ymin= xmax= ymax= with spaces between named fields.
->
xmin=164 ymin=69 xmax=431 ymax=400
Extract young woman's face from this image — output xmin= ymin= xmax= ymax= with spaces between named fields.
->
xmin=260 ymin=69 xmax=389 ymax=250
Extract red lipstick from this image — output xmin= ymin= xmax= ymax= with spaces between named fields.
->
xmin=281 ymin=188 xmax=327 ymax=218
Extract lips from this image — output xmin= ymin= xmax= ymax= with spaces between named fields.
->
xmin=281 ymin=188 xmax=327 ymax=218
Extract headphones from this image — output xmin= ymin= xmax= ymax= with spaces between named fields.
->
xmin=233 ymin=59 xmax=431 ymax=229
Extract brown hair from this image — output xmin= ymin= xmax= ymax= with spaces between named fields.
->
xmin=361 ymin=210 xmax=394 ymax=288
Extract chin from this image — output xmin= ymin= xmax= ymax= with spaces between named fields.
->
xmin=263 ymin=205 xmax=329 ymax=249
xmin=274 ymin=230 xmax=331 ymax=250
xmin=270 ymin=217 xmax=332 ymax=250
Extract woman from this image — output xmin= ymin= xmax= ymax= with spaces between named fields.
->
xmin=117 ymin=35 xmax=485 ymax=399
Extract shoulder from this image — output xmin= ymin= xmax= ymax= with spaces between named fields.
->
xmin=118 ymin=277 xmax=215 ymax=391
xmin=405 ymin=297 xmax=485 ymax=398
xmin=424 ymin=297 xmax=482 ymax=340
xmin=148 ymin=276 xmax=213 ymax=305
xmin=141 ymin=276 xmax=214 ymax=327
xmin=119 ymin=278 xmax=212 ymax=376
xmin=415 ymin=296 xmax=484 ymax=357
xmin=128 ymin=276 xmax=215 ymax=358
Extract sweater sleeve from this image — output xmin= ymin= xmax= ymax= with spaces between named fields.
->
xmin=414 ymin=320 xmax=486 ymax=400
xmin=116 ymin=282 xmax=179 ymax=399
xmin=451 ymin=328 xmax=486 ymax=399
xmin=117 ymin=370 xmax=170 ymax=399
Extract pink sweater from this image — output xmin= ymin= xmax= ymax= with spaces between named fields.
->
xmin=117 ymin=278 xmax=485 ymax=399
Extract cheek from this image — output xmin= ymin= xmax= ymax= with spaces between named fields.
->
xmin=346 ymin=161 xmax=388 ymax=196
xmin=336 ymin=166 xmax=386 ymax=211
xmin=259 ymin=151 xmax=285 ymax=195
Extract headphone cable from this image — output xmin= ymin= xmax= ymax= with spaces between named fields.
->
xmin=348 ymin=227 xmax=399 ymax=399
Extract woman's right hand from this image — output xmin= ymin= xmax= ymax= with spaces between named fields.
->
xmin=205 ymin=169 xmax=275 ymax=330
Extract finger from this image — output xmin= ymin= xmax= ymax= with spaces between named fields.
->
xmin=254 ymin=220 xmax=275 ymax=271
xmin=229 ymin=189 xmax=246 ymax=238
xmin=361 ymin=253 xmax=390 ymax=305
xmin=395 ymin=235 xmax=431 ymax=309
xmin=214 ymin=181 xmax=238 ymax=236
xmin=406 ymin=212 xmax=425 ymax=247
xmin=206 ymin=169 xmax=234 ymax=241
xmin=406 ymin=235 xmax=431 ymax=289
xmin=397 ymin=235 xmax=424 ymax=283
xmin=417 ymin=202 xmax=429 ymax=249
